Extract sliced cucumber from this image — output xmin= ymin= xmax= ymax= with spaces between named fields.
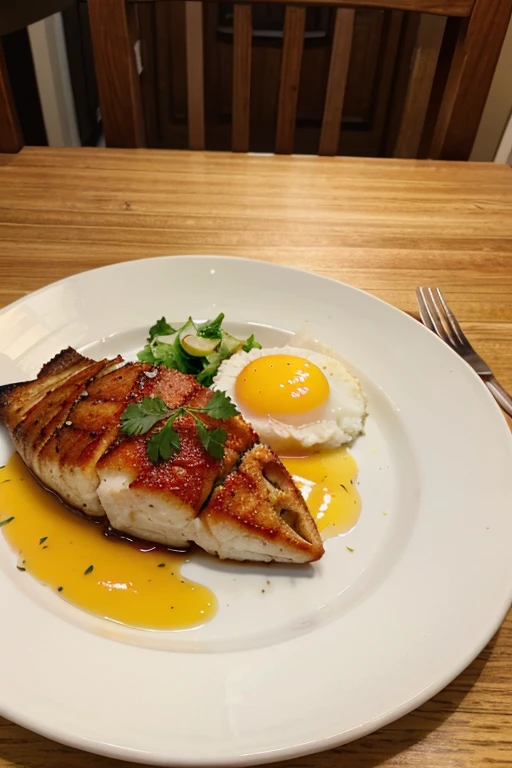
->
xmin=181 ymin=334 xmax=221 ymax=357
xmin=177 ymin=317 xmax=197 ymax=340
xmin=219 ymin=331 xmax=242 ymax=357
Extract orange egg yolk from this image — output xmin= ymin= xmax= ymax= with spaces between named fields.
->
xmin=235 ymin=355 xmax=330 ymax=417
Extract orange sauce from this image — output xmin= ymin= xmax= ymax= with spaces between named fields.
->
xmin=281 ymin=448 xmax=361 ymax=539
xmin=0 ymin=455 xmax=216 ymax=630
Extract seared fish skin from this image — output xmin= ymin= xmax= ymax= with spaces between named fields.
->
xmin=192 ymin=444 xmax=324 ymax=563
xmin=0 ymin=348 xmax=124 ymax=515
xmin=0 ymin=349 xmax=324 ymax=563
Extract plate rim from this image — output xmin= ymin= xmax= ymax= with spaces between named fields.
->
xmin=0 ymin=254 xmax=511 ymax=766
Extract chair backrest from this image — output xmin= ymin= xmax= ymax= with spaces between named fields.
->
xmin=1 ymin=0 xmax=511 ymax=159
xmin=86 ymin=0 xmax=512 ymax=160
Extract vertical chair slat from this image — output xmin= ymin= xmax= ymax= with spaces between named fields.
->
xmin=88 ymin=0 xmax=145 ymax=147
xmin=185 ymin=0 xmax=205 ymax=150
xmin=138 ymin=2 xmax=159 ymax=146
xmin=417 ymin=15 xmax=459 ymax=157
xmin=319 ymin=8 xmax=355 ymax=156
xmin=394 ymin=13 xmax=445 ymax=157
xmin=0 ymin=41 xmax=23 ymax=152
xmin=275 ymin=6 xmax=306 ymax=154
xmin=428 ymin=0 xmax=512 ymax=159
xmin=232 ymin=4 xmax=252 ymax=152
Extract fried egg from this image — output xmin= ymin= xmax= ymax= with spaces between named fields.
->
xmin=212 ymin=343 xmax=367 ymax=454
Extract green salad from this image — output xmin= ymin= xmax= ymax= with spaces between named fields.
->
xmin=137 ymin=313 xmax=261 ymax=386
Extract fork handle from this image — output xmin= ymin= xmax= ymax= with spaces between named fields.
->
xmin=485 ymin=376 xmax=512 ymax=417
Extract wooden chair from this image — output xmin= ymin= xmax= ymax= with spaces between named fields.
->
xmin=86 ymin=0 xmax=512 ymax=160
xmin=1 ymin=0 xmax=512 ymax=159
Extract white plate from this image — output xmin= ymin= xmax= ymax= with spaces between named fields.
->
xmin=0 ymin=256 xmax=511 ymax=766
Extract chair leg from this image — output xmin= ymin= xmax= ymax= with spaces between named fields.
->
xmin=88 ymin=0 xmax=145 ymax=148
xmin=426 ymin=0 xmax=512 ymax=160
xmin=0 ymin=41 xmax=23 ymax=153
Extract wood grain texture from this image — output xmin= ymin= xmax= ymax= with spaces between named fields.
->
xmin=371 ymin=10 xmax=405 ymax=155
xmin=319 ymin=8 xmax=355 ymax=156
xmin=0 ymin=41 xmax=23 ymax=153
xmin=394 ymin=13 xmax=446 ymax=158
xmin=88 ymin=0 xmax=145 ymax=147
xmin=0 ymin=147 xmax=511 ymax=768
xmin=156 ymin=0 xmax=187 ymax=149
xmin=383 ymin=11 xmax=419 ymax=157
xmin=185 ymin=1 xmax=205 ymax=150
xmin=429 ymin=0 xmax=512 ymax=159
xmin=276 ymin=6 xmax=306 ymax=154
xmin=232 ymin=3 xmax=252 ymax=152
xmin=128 ymin=0 xmax=475 ymax=18
xmin=416 ymin=14 xmax=459 ymax=158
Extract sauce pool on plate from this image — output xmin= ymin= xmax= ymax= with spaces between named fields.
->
xmin=281 ymin=447 xmax=361 ymax=539
xmin=0 ymin=447 xmax=361 ymax=629
xmin=0 ymin=455 xmax=216 ymax=630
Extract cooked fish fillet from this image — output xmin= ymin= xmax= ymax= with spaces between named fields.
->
xmin=0 ymin=348 xmax=324 ymax=563
xmin=1 ymin=349 xmax=124 ymax=515
xmin=191 ymin=444 xmax=324 ymax=563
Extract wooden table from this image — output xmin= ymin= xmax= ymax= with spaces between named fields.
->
xmin=0 ymin=147 xmax=511 ymax=768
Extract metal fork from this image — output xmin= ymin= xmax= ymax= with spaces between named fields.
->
xmin=416 ymin=287 xmax=512 ymax=417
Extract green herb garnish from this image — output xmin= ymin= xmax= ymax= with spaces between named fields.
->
xmin=137 ymin=344 xmax=157 ymax=364
xmin=146 ymin=414 xmax=180 ymax=464
xmin=120 ymin=396 xmax=171 ymax=436
xmin=192 ymin=417 xmax=228 ymax=461
xmin=0 ymin=516 xmax=14 ymax=527
xmin=39 ymin=536 xmax=48 ymax=545
xmin=147 ymin=317 xmax=177 ymax=342
xmin=242 ymin=334 xmax=261 ymax=353
xmin=120 ymin=391 xmax=238 ymax=463
xmin=137 ymin=314 xmax=261 ymax=386
xmin=200 ymin=389 xmax=239 ymax=419
xmin=196 ymin=312 xmax=225 ymax=339
xmin=84 ymin=565 xmax=94 ymax=575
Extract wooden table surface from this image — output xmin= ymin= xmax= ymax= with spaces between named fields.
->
xmin=0 ymin=147 xmax=511 ymax=768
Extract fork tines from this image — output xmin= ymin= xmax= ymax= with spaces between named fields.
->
xmin=416 ymin=287 xmax=470 ymax=350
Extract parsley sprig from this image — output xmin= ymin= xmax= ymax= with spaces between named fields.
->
xmin=120 ymin=391 xmax=238 ymax=463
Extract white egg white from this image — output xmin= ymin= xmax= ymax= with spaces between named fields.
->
xmin=212 ymin=344 xmax=367 ymax=454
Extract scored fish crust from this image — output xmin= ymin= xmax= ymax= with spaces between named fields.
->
xmin=192 ymin=444 xmax=324 ymax=563
xmin=0 ymin=349 xmax=324 ymax=563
